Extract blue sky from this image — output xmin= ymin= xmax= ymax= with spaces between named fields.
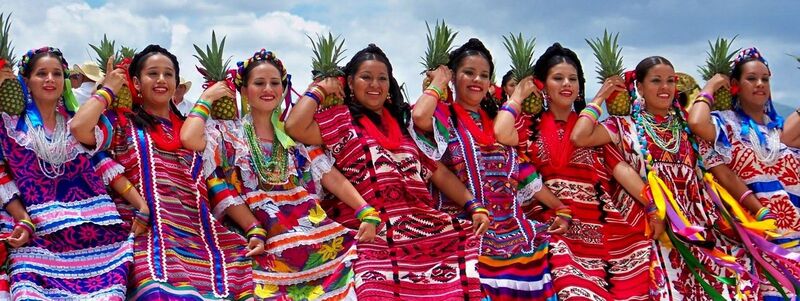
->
xmin=3 ymin=0 xmax=798 ymax=113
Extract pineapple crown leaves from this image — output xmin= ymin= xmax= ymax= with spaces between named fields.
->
xmin=307 ymin=33 xmax=346 ymax=79
xmin=120 ymin=46 xmax=137 ymax=59
xmin=698 ymin=35 xmax=741 ymax=80
xmin=0 ymin=13 xmax=16 ymax=66
xmin=420 ymin=20 xmax=458 ymax=72
xmin=502 ymin=32 xmax=536 ymax=81
xmin=585 ymin=29 xmax=624 ymax=83
xmin=89 ymin=34 xmax=122 ymax=73
xmin=193 ymin=30 xmax=233 ymax=82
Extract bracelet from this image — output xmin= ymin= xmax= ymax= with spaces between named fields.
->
xmin=121 ymin=182 xmax=134 ymax=195
xmin=304 ymin=91 xmax=321 ymax=105
xmin=133 ymin=209 xmax=150 ymax=225
xmin=755 ymin=207 xmax=777 ymax=221
xmin=738 ymin=190 xmax=754 ymax=204
xmin=579 ymin=103 xmax=603 ymax=123
xmin=426 ymin=85 xmax=445 ymax=101
xmin=423 ymin=89 xmax=441 ymax=101
xmin=16 ymin=219 xmax=35 ymax=236
xmin=101 ymin=86 xmax=117 ymax=101
xmin=188 ymin=99 xmax=211 ymax=121
xmin=697 ymin=91 xmax=715 ymax=103
xmin=96 ymin=89 xmax=113 ymax=104
xmin=355 ymin=205 xmax=382 ymax=226
xmin=500 ymin=104 xmax=519 ymax=118
xmin=472 ymin=207 xmax=490 ymax=217
xmin=92 ymin=94 xmax=109 ymax=108
xmin=693 ymin=98 xmax=711 ymax=108
xmin=246 ymin=225 xmax=268 ymax=242
xmin=464 ymin=198 xmax=484 ymax=214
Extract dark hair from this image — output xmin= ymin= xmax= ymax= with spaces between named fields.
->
xmin=448 ymin=38 xmax=498 ymax=118
xmin=342 ymin=44 xmax=409 ymax=133
xmin=500 ymin=70 xmax=514 ymax=101
xmin=21 ymin=52 xmax=66 ymax=79
xmin=528 ymin=43 xmax=586 ymax=142
xmin=127 ymin=44 xmax=183 ymax=129
xmin=240 ymin=60 xmax=288 ymax=90
xmin=634 ymin=56 xmax=673 ymax=83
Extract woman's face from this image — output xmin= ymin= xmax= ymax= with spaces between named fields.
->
xmin=243 ymin=62 xmax=283 ymax=114
xmin=543 ymin=62 xmax=579 ymax=109
xmin=733 ymin=60 xmax=770 ymax=109
xmin=134 ymin=54 xmax=177 ymax=108
xmin=348 ymin=59 xmax=390 ymax=113
xmin=503 ymin=78 xmax=517 ymax=99
xmin=25 ymin=56 xmax=64 ymax=104
xmin=636 ymin=63 xmax=676 ymax=113
xmin=454 ymin=55 xmax=492 ymax=108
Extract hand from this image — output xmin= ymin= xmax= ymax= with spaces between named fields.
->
xmin=131 ymin=204 xmax=150 ymax=237
xmin=7 ymin=225 xmax=31 ymax=248
xmin=355 ymin=221 xmax=377 ymax=243
xmin=510 ymin=76 xmax=541 ymax=103
xmin=471 ymin=213 xmax=490 ymax=236
xmin=547 ymin=216 xmax=569 ymax=234
xmin=425 ymin=65 xmax=452 ymax=91
xmin=592 ymin=76 xmax=626 ymax=103
xmin=101 ymin=68 xmax=128 ymax=95
xmin=199 ymin=81 xmax=235 ymax=104
xmin=648 ymin=217 xmax=665 ymax=240
xmin=0 ymin=67 xmax=14 ymax=86
xmin=245 ymin=236 xmax=266 ymax=257
xmin=705 ymin=73 xmax=730 ymax=93
xmin=314 ymin=77 xmax=344 ymax=100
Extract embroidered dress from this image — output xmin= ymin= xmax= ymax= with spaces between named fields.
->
xmin=515 ymin=112 xmax=651 ymax=301
xmin=701 ymin=110 xmax=800 ymax=301
xmin=410 ymin=103 xmax=555 ymax=301
xmin=604 ymin=115 xmax=755 ymax=301
xmin=203 ymin=117 xmax=357 ymax=301
xmin=104 ymin=111 xmax=252 ymax=300
xmin=0 ymin=111 xmax=132 ymax=300
xmin=314 ymin=105 xmax=483 ymax=300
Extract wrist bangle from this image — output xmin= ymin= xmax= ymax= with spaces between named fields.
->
xmin=101 ymin=86 xmax=117 ymax=101
xmin=92 ymin=94 xmax=109 ymax=108
xmin=426 ymin=85 xmax=445 ymax=101
xmin=698 ymin=91 xmax=715 ymax=103
xmin=738 ymin=190 xmax=754 ymax=204
xmin=500 ymin=104 xmax=519 ymax=118
xmin=121 ymin=182 xmax=134 ymax=195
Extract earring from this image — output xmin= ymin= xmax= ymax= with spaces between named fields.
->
xmin=386 ymin=95 xmax=393 ymax=104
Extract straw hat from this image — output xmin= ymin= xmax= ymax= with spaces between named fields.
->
xmin=179 ymin=77 xmax=192 ymax=92
xmin=72 ymin=61 xmax=104 ymax=82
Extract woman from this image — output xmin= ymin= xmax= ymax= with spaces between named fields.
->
xmin=570 ymin=55 xmax=756 ymax=300
xmin=410 ymin=38 xmax=561 ymax=300
xmin=70 ymin=44 xmax=261 ymax=300
xmin=500 ymin=70 xmax=517 ymax=102
xmin=181 ymin=49 xmax=364 ymax=300
xmin=0 ymin=47 xmax=132 ymax=299
xmin=493 ymin=43 xmax=655 ymax=300
xmin=688 ymin=47 xmax=800 ymax=300
xmin=285 ymin=43 xmax=488 ymax=300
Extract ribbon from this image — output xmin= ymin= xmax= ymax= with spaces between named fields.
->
xmin=646 ymin=170 xmax=705 ymax=240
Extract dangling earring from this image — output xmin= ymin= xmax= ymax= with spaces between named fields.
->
xmin=386 ymin=94 xmax=393 ymax=104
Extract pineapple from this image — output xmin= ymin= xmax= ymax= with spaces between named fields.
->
xmin=90 ymin=35 xmax=134 ymax=109
xmin=698 ymin=36 xmax=740 ymax=111
xmin=502 ymin=32 xmax=543 ymax=114
xmin=420 ymin=20 xmax=457 ymax=100
xmin=120 ymin=46 xmax=136 ymax=59
xmin=0 ymin=13 xmax=23 ymax=116
xmin=194 ymin=31 xmax=236 ymax=119
xmin=308 ymin=33 xmax=346 ymax=107
xmin=113 ymin=45 xmax=136 ymax=109
xmin=586 ymin=30 xmax=630 ymax=116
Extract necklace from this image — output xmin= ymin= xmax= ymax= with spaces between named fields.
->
xmin=357 ymin=108 xmax=403 ymax=150
xmin=244 ymin=120 xmax=289 ymax=186
xmin=640 ymin=109 xmax=681 ymax=154
xmin=745 ymin=120 xmax=781 ymax=164
xmin=452 ymin=102 xmax=495 ymax=145
xmin=27 ymin=113 xmax=69 ymax=178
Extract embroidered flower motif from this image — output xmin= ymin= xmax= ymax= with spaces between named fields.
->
xmin=319 ymin=236 xmax=344 ymax=261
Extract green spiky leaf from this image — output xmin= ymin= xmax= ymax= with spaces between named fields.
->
xmin=193 ymin=30 xmax=232 ymax=81
xmin=698 ymin=35 xmax=740 ymax=80
xmin=308 ymin=33 xmax=346 ymax=79
xmin=89 ymin=34 xmax=122 ymax=73
xmin=0 ymin=13 xmax=16 ymax=66
xmin=502 ymin=32 xmax=536 ymax=81
xmin=420 ymin=20 xmax=458 ymax=72
xmin=120 ymin=46 xmax=137 ymax=59
xmin=586 ymin=29 xmax=624 ymax=83
xmin=789 ymin=53 xmax=800 ymax=70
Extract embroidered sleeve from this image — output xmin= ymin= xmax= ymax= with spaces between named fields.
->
xmin=515 ymin=160 xmax=542 ymax=207
xmin=409 ymin=103 xmax=452 ymax=160
xmin=301 ymin=145 xmax=336 ymax=196
xmin=699 ymin=112 xmax=733 ymax=168
xmin=91 ymin=151 xmax=125 ymax=186
xmin=202 ymin=119 xmax=225 ymax=179
xmin=314 ymin=105 xmax=356 ymax=153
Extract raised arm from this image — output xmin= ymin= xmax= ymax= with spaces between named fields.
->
xmin=410 ymin=66 xmax=451 ymax=132
xmin=285 ymin=78 xmax=343 ymax=145
xmin=180 ymin=82 xmax=234 ymax=151
xmin=70 ymin=59 xmax=128 ymax=146
xmin=570 ymin=77 xmax=625 ymax=148
xmin=688 ymin=74 xmax=729 ymax=142
xmin=494 ymin=76 xmax=538 ymax=146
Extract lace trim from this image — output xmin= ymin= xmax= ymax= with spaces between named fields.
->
xmin=517 ymin=177 xmax=542 ymax=207
xmin=3 ymin=113 xmax=98 ymax=163
xmin=0 ymin=180 xmax=20 ymax=207
xmin=211 ymin=195 xmax=246 ymax=219
xmin=408 ymin=115 xmax=450 ymax=160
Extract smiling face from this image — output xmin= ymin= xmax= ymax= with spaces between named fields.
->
xmin=543 ymin=62 xmax=579 ymax=110
xmin=25 ymin=55 xmax=65 ymax=104
xmin=133 ymin=53 xmax=177 ymax=108
xmin=348 ymin=59 xmax=390 ymax=113
xmin=453 ymin=55 xmax=492 ymax=108
xmin=733 ymin=60 xmax=770 ymax=110
xmin=636 ymin=63 xmax=676 ymax=113
xmin=242 ymin=62 xmax=283 ymax=114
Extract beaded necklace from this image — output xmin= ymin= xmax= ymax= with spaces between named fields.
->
xmin=734 ymin=108 xmax=781 ymax=165
xmin=244 ymin=119 xmax=289 ymax=186
xmin=639 ymin=108 xmax=681 ymax=154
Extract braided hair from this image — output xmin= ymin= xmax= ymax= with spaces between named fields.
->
xmin=528 ymin=43 xmax=586 ymax=142
xmin=127 ymin=44 xmax=183 ymax=129
xmin=448 ymin=38 xmax=498 ymax=120
xmin=342 ymin=44 xmax=409 ymax=133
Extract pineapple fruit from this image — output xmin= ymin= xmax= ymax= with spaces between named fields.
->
xmin=586 ymin=30 xmax=630 ymax=116
xmin=676 ymin=72 xmax=700 ymax=108
xmin=420 ymin=20 xmax=457 ymax=101
xmin=0 ymin=13 xmax=23 ymax=116
xmin=698 ymin=36 xmax=739 ymax=111
xmin=115 ymin=45 xmax=136 ymax=109
xmin=309 ymin=33 xmax=346 ymax=107
xmin=194 ymin=31 xmax=236 ymax=119
xmin=90 ymin=35 xmax=134 ymax=109
xmin=502 ymin=32 xmax=542 ymax=114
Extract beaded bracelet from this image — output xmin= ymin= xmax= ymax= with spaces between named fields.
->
xmin=500 ymin=104 xmax=519 ymax=118
xmin=16 ymin=219 xmax=35 ymax=236
xmin=101 ymin=86 xmax=117 ymax=101
xmin=738 ymin=190 xmax=754 ymax=204
xmin=188 ymin=99 xmax=212 ymax=121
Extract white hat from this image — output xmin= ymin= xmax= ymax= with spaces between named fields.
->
xmin=72 ymin=61 xmax=104 ymax=82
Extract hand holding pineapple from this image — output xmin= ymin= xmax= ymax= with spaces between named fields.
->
xmin=312 ymin=77 xmax=345 ymax=103
xmin=199 ymin=81 xmax=235 ymax=104
xmin=508 ymin=75 xmax=540 ymax=105
xmin=590 ymin=76 xmax=626 ymax=104
xmin=100 ymin=56 xmax=128 ymax=96
xmin=0 ymin=66 xmax=13 ymax=87
xmin=424 ymin=65 xmax=451 ymax=96
xmin=699 ymin=73 xmax=731 ymax=104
